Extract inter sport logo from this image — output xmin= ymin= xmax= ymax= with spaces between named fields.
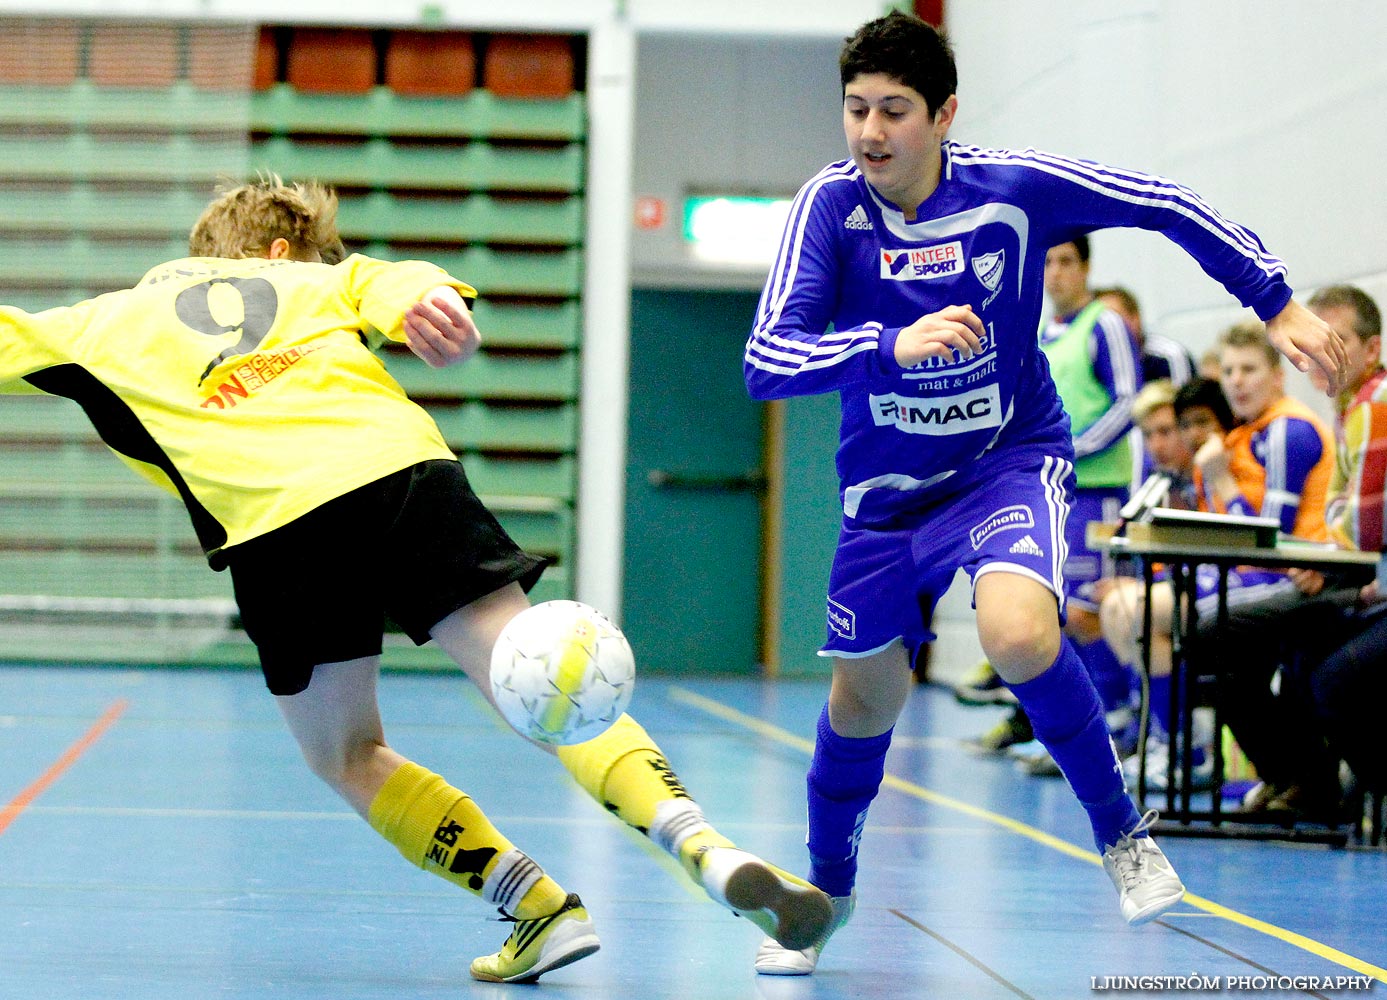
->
xmin=880 ymin=241 xmax=964 ymax=281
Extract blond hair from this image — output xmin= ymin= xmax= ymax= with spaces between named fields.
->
xmin=189 ymin=174 xmax=345 ymax=263
xmin=1218 ymin=319 xmax=1280 ymax=369
xmin=1132 ymin=379 xmax=1176 ymax=423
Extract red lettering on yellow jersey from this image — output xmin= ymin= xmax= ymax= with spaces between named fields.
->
xmin=200 ymin=342 xmax=326 ymax=410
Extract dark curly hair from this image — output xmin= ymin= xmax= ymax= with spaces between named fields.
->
xmin=1173 ymin=377 xmax=1236 ymax=434
xmin=840 ymin=10 xmax=957 ymax=117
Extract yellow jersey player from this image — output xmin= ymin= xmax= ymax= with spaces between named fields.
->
xmin=0 ymin=177 xmax=831 ymax=984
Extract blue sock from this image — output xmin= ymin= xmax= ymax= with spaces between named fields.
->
xmin=1010 ymin=639 xmax=1142 ymax=851
xmin=805 ymin=704 xmax=892 ymax=897
xmin=1075 ymin=637 xmax=1133 ymax=713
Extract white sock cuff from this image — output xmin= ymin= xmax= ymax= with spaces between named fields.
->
xmin=648 ymin=798 xmax=712 ymax=857
xmin=483 ymin=849 xmax=545 ymax=913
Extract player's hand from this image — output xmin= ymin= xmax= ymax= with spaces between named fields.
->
xmin=895 ymin=304 xmax=986 ymax=368
xmin=404 ymin=285 xmax=481 ymax=368
xmin=1266 ymin=298 xmax=1347 ymax=396
xmin=1192 ymin=434 xmax=1228 ymax=477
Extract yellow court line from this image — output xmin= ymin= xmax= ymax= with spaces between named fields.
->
xmin=667 ymin=686 xmax=1387 ymax=983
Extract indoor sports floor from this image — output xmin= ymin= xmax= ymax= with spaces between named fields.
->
xmin=2 ymin=664 xmax=1384 ymax=999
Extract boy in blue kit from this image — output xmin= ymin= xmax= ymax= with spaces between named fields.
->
xmin=746 ymin=11 xmax=1347 ymax=976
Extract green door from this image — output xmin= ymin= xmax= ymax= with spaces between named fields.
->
xmin=622 ymin=289 xmax=765 ymax=675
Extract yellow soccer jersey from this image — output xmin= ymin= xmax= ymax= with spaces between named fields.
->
xmin=0 ymin=253 xmax=473 ymax=566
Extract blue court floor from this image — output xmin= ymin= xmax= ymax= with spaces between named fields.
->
xmin=2 ymin=664 xmax=1383 ymax=1000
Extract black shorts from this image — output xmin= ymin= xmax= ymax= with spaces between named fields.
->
xmin=223 ymin=459 xmax=549 ymax=696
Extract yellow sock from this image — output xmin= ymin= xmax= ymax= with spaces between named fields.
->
xmin=367 ymin=761 xmax=568 ymax=919
xmin=557 ymin=714 xmax=735 ymax=878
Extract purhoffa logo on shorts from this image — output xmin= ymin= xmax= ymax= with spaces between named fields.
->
xmin=826 ymin=598 xmax=856 ymax=639
xmin=969 ymin=504 xmax=1035 ymax=550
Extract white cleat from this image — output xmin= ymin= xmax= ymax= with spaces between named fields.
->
xmin=469 ymin=893 xmax=600 ymax=984
xmin=754 ymin=892 xmax=855 ymax=976
xmin=1102 ymin=811 xmax=1186 ymax=926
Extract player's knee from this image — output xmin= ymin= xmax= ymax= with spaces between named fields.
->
xmin=978 ymin=609 xmax=1058 ymax=678
xmin=827 ymin=663 xmax=905 ymax=736
xmin=827 ymin=683 xmax=882 ymax=731
xmin=295 ymin=735 xmax=380 ymax=794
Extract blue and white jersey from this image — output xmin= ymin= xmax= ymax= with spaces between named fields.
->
xmin=1141 ymin=331 xmax=1196 ymax=387
xmin=744 ymin=142 xmax=1292 ymax=526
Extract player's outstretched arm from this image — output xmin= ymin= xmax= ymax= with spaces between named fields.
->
xmin=894 ymin=304 xmax=986 ymax=368
xmin=404 ymin=285 xmax=481 ymax=368
xmin=1266 ymin=298 xmax=1348 ymax=396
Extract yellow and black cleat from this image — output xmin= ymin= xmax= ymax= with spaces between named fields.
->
xmin=470 ymin=893 xmax=600 ymax=984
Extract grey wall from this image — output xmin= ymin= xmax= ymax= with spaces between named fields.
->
xmin=630 ymin=33 xmax=856 ymax=672
xmin=630 ymin=33 xmax=847 ymax=290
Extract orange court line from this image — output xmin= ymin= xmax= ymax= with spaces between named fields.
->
xmin=0 ymin=698 xmax=130 ymax=837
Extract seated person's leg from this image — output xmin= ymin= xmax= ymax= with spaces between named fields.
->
xmin=1099 ymin=577 xmax=1146 ymax=668
xmin=1198 ymin=582 xmax=1351 ymax=808
xmin=1102 ymin=578 xmax=1179 ymax=738
xmin=1062 ymin=490 xmax=1137 ymax=716
xmin=1309 ymin=611 xmax=1387 ymax=795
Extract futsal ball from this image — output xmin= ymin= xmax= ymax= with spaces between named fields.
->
xmin=489 ymin=600 xmax=636 ymax=745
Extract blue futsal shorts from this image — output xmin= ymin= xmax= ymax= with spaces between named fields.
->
xmin=821 ymin=449 xmax=1075 ymax=659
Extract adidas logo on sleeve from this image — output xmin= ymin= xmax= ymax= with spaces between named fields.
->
xmin=844 ymin=205 xmax=873 ymax=231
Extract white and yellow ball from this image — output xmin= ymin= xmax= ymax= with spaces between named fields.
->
xmin=489 ymin=600 xmax=636 ymax=745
